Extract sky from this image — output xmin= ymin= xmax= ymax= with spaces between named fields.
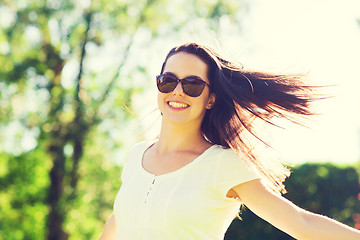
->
xmin=136 ymin=0 xmax=360 ymax=165
xmin=240 ymin=0 xmax=360 ymax=164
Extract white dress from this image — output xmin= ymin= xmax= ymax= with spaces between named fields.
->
xmin=114 ymin=142 xmax=260 ymax=240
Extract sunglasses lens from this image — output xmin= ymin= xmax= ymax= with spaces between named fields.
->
xmin=156 ymin=74 xmax=208 ymax=97
xmin=157 ymin=75 xmax=178 ymax=93
xmin=182 ymin=78 xmax=206 ymax=97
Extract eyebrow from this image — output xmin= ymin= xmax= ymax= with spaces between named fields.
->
xmin=163 ymin=71 xmax=205 ymax=81
xmin=163 ymin=71 xmax=177 ymax=77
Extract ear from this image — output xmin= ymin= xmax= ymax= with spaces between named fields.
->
xmin=206 ymin=93 xmax=216 ymax=109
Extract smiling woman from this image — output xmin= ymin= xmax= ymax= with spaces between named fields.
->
xmin=157 ymin=52 xmax=215 ymax=127
xmin=98 ymin=42 xmax=360 ymax=240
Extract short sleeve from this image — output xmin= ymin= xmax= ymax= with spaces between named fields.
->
xmin=214 ymin=148 xmax=260 ymax=198
xmin=120 ymin=142 xmax=148 ymax=183
xmin=120 ymin=158 xmax=129 ymax=183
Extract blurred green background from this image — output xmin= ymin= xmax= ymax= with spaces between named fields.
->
xmin=0 ymin=0 xmax=359 ymax=239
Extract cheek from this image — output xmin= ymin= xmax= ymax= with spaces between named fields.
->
xmin=157 ymin=92 xmax=165 ymax=110
xmin=192 ymin=97 xmax=210 ymax=114
xmin=200 ymin=93 xmax=211 ymax=107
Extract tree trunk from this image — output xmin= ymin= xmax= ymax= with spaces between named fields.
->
xmin=47 ymin=130 xmax=68 ymax=240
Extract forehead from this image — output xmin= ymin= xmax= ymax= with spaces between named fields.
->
xmin=163 ymin=52 xmax=209 ymax=82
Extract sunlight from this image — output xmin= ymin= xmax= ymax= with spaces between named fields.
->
xmin=239 ymin=0 xmax=360 ymax=164
xmin=136 ymin=0 xmax=360 ymax=164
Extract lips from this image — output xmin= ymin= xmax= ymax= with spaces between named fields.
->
xmin=167 ymin=101 xmax=189 ymax=109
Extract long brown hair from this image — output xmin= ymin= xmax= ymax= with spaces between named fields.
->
xmin=160 ymin=42 xmax=318 ymax=194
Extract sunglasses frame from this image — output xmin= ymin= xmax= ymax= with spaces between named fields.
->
xmin=156 ymin=74 xmax=211 ymax=97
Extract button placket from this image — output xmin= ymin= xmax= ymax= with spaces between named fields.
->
xmin=139 ymin=176 xmax=158 ymax=240
xmin=142 ymin=176 xmax=158 ymax=227
xmin=144 ymin=177 xmax=156 ymax=204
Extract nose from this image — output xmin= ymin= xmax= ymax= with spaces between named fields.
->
xmin=172 ymin=81 xmax=185 ymax=95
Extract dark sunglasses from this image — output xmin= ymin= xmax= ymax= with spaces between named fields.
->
xmin=156 ymin=74 xmax=211 ymax=97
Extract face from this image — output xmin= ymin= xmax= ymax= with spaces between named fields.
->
xmin=157 ymin=52 xmax=215 ymax=127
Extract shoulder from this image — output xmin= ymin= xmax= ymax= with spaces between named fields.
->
xmin=213 ymin=146 xmax=260 ymax=181
xmin=205 ymin=146 xmax=256 ymax=174
xmin=128 ymin=141 xmax=155 ymax=156
xmin=129 ymin=141 xmax=149 ymax=153
xmin=121 ymin=141 xmax=152 ymax=182
xmin=123 ymin=141 xmax=153 ymax=167
xmin=209 ymin=146 xmax=261 ymax=197
xmin=211 ymin=146 xmax=247 ymax=166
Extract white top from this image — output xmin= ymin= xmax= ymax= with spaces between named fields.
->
xmin=114 ymin=142 xmax=260 ymax=240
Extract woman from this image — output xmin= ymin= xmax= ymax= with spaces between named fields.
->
xmin=99 ymin=42 xmax=360 ymax=239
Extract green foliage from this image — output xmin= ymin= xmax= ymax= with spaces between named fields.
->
xmin=63 ymin=131 xmax=123 ymax=240
xmin=0 ymin=149 xmax=50 ymax=240
xmin=0 ymin=0 xmax=159 ymax=238
xmin=286 ymin=164 xmax=359 ymax=225
xmin=225 ymin=163 xmax=360 ymax=239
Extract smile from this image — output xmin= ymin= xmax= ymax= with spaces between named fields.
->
xmin=168 ymin=101 xmax=189 ymax=109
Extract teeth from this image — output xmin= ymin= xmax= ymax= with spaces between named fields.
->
xmin=168 ymin=101 xmax=189 ymax=108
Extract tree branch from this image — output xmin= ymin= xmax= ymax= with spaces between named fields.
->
xmin=90 ymin=0 xmax=157 ymax=125
xmin=68 ymin=10 xmax=93 ymax=196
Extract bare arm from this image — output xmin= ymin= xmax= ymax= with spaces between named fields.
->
xmin=231 ymin=179 xmax=360 ymax=240
xmin=98 ymin=213 xmax=116 ymax=240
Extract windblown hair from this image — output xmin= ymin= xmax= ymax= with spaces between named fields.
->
xmin=160 ymin=42 xmax=319 ymax=194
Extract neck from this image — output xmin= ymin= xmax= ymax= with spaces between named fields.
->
xmin=155 ymin=118 xmax=209 ymax=154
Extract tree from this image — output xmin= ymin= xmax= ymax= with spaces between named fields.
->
xmin=225 ymin=163 xmax=360 ymax=239
xmin=0 ymin=0 xmax=167 ymax=238
xmin=0 ymin=0 xmax=250 ymax=239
